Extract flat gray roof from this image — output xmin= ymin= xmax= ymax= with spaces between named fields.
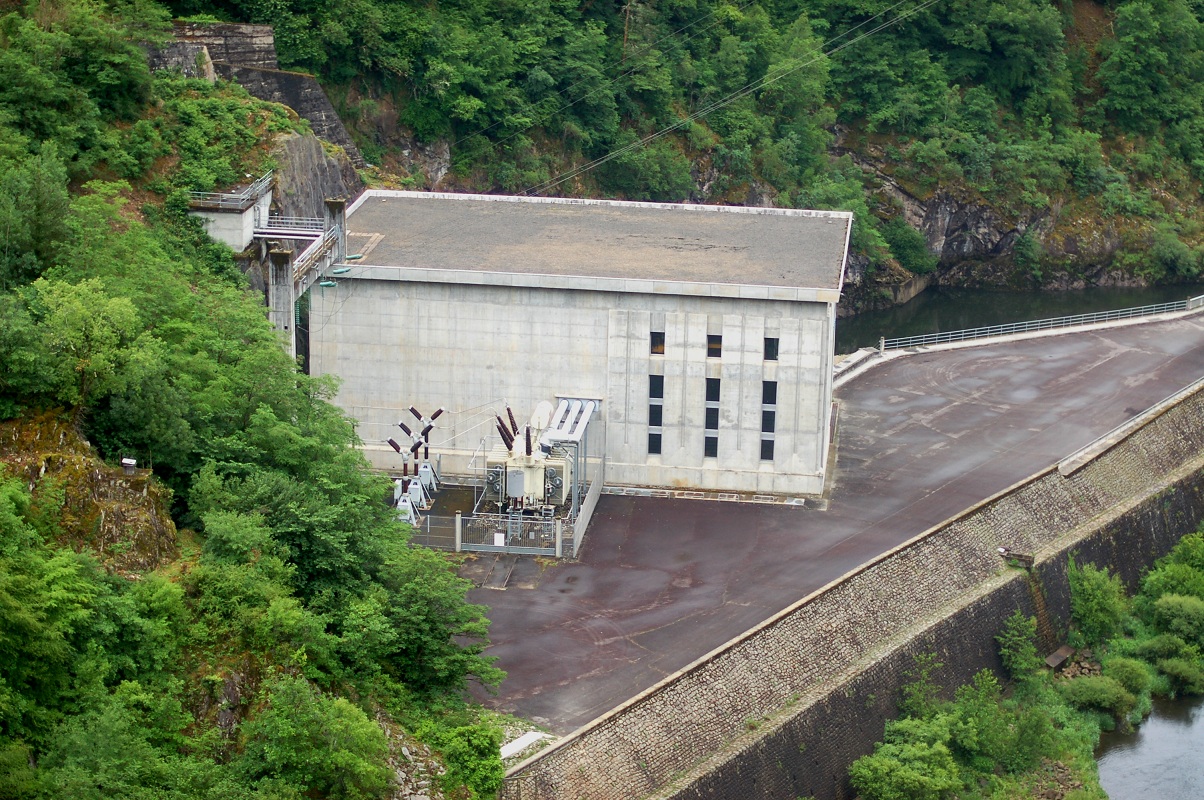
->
xmin=346 ymin=191 xmax=851 ymax=292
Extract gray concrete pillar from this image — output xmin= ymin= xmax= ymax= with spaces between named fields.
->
xmin=554 ymin=519 xmax=562 ymax=558
xmin=454 ymin=511 xmax=462 ymax=552
xmin=267 ymin=247 xmax=296 ymax=359
xmin=324 ymin=197 xmax=347 ymax=261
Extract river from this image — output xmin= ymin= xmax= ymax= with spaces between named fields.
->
xmin=835 ymin=284 xmax=1204 ymax=355
xmin=1096 ymin=695 xmax=1204 ymax=799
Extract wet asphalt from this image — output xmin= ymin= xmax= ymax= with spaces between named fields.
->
xmin=467 ymin=315 xmax=1204 ymax=734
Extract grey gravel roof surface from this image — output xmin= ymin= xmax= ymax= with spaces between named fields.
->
xmin=347 ymin=191 xmax=851 ymax=290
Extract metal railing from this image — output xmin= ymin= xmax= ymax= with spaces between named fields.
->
xmin=254 ymin=207 xmax=325 ymax=231
xmin=462 ymin=513 xmax=560 ymax=556
xmin=265 ymin=215 xmax=324 ymax=230
xmin=187 ymin=171 xmax=274 ymax=210
xmin=880 ymin=295 xmax=1204 ymax=351
xmin=293 ymin=225 xmax=341 ymax=281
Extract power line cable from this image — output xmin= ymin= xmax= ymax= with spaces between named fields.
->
xmin=358 ymin=0 xmax=941 ymax=265
xmin=524 ymin=0 xmax=943 ymax=196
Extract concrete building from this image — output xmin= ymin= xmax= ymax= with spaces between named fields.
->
xmin=309 ymin=191 xmax=851 ymax=497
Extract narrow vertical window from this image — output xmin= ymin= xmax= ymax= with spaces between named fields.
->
xmin=650 ymin=331 xmax=665 ymax=355
xmin=707 ymin=334 xmax=722 ymax=358
xmin=764 ymin=337 xmax=779 ymax=361
xmin=648 ymin=374 xmax=664 ymax=455
xmin=761 ymin=380 xmax=777 ymax=462
xmin=704 ymin=377 xmax=720 ymax=456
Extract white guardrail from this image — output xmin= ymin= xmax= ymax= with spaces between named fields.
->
xmin=187 ymin=171 xmax=274 ymax=210
xmin=880 ymin=295 xmax=1204 ymax=351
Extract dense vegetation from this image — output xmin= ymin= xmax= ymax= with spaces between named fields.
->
xmin=849 ymin=533 xmax=1204 ymax=800
xmin=168 ymin=0 xmax=1204 ymax=285
xmin=0 ymin=1 xmax=505 ymax=797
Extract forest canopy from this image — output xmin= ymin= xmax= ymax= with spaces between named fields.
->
xmin=0 ymin=2 xmax=504 ymax=797
xmin=163 ymin=0 xmax=1204 ymax=281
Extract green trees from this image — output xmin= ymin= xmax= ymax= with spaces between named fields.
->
xmin=238 ymin=676 xmax=391 ymax=799
xmin=0 ymin=5 xmax=504 ymax=796
xmin=1068 ymin=557 xmax=1128 ymax=647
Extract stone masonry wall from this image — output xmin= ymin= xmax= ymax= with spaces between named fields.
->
xmin=500 ymin=380 xmax=1204 ymax=800
xmin=171 ymin=22 xmax=279 ymax=69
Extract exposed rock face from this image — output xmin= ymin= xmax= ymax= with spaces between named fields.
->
xmin=391 ymin=136 xmax=450 ymax=187
xmin=270 ymin=131 xmax=363 ymax=219
xmin=0 ymin=412 xmax=178 ymax=574
xmin=872 ymin=169 xmax=1034 ymax=274
xmin=215 ymin=63 xmax=366 ymax=168
xmin=143 ymin=41 xmax=215 ymax=80
xmin=148 ymin=22 xmax=366 ymax=167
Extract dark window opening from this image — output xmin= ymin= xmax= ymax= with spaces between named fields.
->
xmin=651 ymin=331 xmax=665 ymax=355
xmin=762 ymin=380 xmax=777 ymax=406
xmin=649 ymin=433 xmax=662 ymax=455
xmin=761 ymin=409 xmax=776 ymax=433
xmin=649 ymin=404 xmax=663 ymax=427
xmin=764 ymin=337 xmax=779 ymax=361
xmin=705 ymin=407 xmax=719 ymax=430
xmin=704 ymin=436 xmax=718 ymax=458
xmin=706 ymin=378 xmax=721 ymax=402
xmin=650 ymin=374 xmax=664 ymax=399
xmin=760 ymin=439 xmax=774 ymax=461
xmin=707 ymin=334 xmax=722 ymax=358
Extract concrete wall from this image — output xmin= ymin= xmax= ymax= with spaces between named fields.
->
xmin=189 ymin=191 xmax=270 ymax=251
xmin=308 ymin=277 xmax=834 ymax=495
xmin=498 ymin=377 xmax=1204 ymax=800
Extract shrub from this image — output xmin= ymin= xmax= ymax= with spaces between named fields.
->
xmin=880 ymin=217 xmax=937 ymax=275
xmin=238 ymin=675 xmax=390 ymax=800
xmin=1059 ymin=675 xmax=1136 ymax=717
xmin=1068 ymin=557 xmax=1127 ymax=646
xmin=1140 ymin=563 xmax=1204 ymax=607
xmin=849 ymin=716 xmax=961 ymax=800
xmin=421 ymin=721 xmax=504 ymax=799
xmin=1103 ymin=657 xmax=1152 ymax=696
xmin=1152 ymin=594 xmax=1204 ymax=645
xmin=1133 ymin=633 xmax=1194 ymax=662
xmin=1169 ymin=532 xmax=1204 ymax=572
xmin=997 ymin=610 xmax=1042 ymax=681
xmin=898 ymin=653 xmax=945 ymax=719
xmin=1156 ymin=658 xmax=1204 ymax=695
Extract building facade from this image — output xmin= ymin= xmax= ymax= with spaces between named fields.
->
xmin=308 ymin=191 xmax=851 ymax=497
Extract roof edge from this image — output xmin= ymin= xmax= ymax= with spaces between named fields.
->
xmin=346 ymin=188 xmax=855 ymax=221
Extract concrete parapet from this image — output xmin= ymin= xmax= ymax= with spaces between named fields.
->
xmin=500 ymin=377 xmax=1204 ymax=799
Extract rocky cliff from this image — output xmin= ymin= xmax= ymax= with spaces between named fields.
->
xmin=270 ymin=131 xmax=363 ymax=219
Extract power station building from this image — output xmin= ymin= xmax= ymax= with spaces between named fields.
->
xmin=308 ymin=191 xmax=851 ymax=498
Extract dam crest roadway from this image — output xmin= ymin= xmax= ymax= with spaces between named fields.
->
xmin=468 ymin=305 xmax=1204 ymax=735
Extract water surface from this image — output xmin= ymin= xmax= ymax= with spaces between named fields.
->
xmin=835 ymin=284 xmax=1204 ymax=354
xmin=1096 ymin=695 xmax=1204 ymax=800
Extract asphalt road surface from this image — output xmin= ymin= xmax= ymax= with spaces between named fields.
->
xmin=468 ymin=315 xmax=1204 ymax=734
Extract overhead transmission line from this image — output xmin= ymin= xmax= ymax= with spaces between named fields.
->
xmin=522 ymin=0 xmax=944 ymax=197
xmin=353 ymin=0 xmax=942 ymax=266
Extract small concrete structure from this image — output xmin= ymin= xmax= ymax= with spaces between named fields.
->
xmin=187 ymin=172 xmax=273 ymax=252
xmin=309 ymin=191 xmax=851 ymax=496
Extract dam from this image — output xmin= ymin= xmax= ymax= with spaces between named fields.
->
xmin=478 ymin=309 xmax=1204 ymax=798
